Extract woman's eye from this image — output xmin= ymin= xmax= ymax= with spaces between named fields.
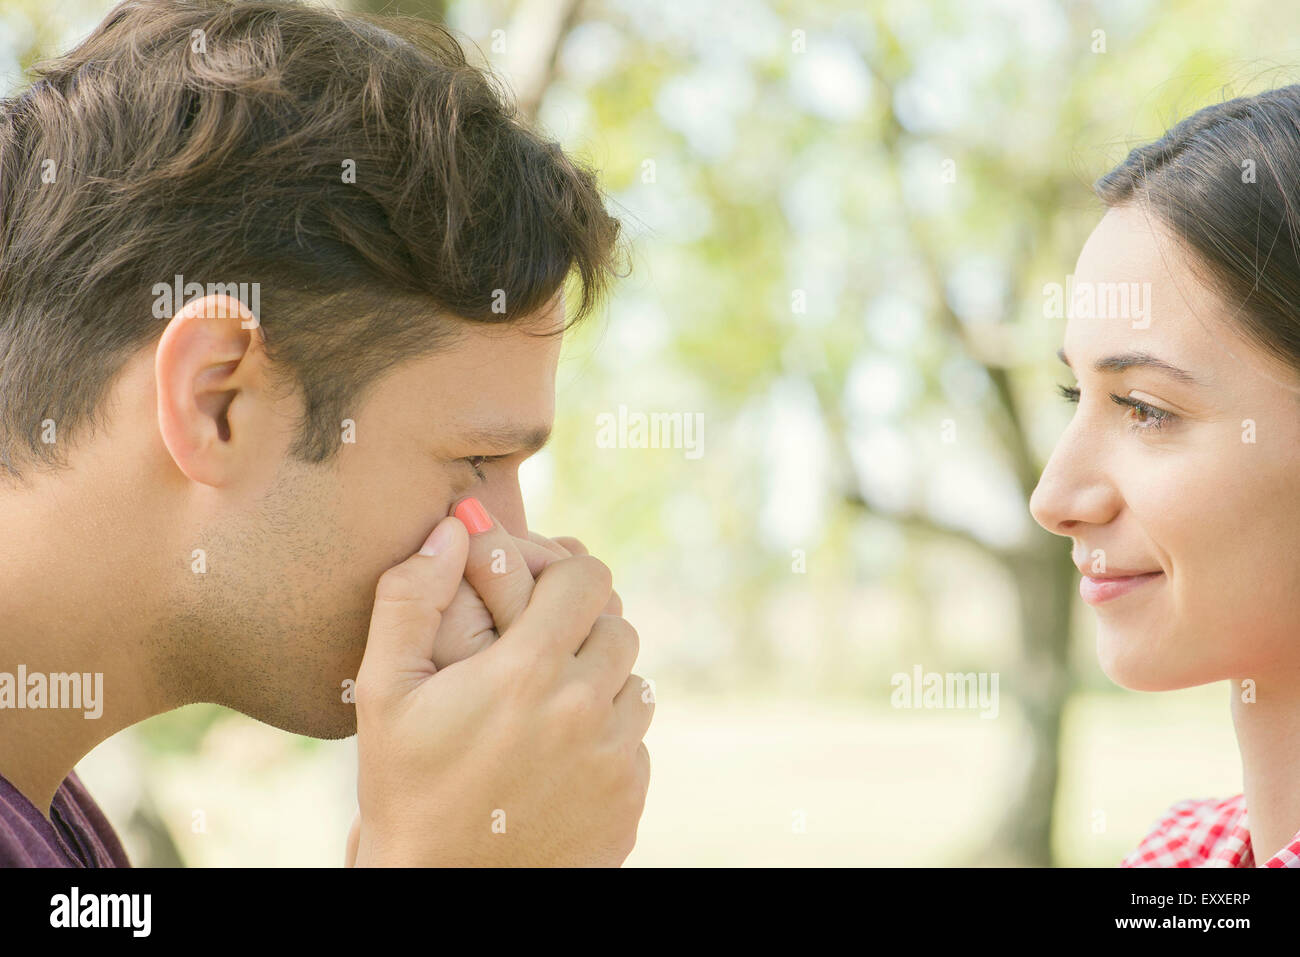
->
xmin=1109 ymin=393 xmax=1175 ymax=431
xmin=464 ymin=456 xmax=491 ymax=480
xmin=1057 ymin=384 xmax=1175 ymax=432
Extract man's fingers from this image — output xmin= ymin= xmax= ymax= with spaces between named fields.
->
xmin=526 ymin=530 xmax=572 ymax=560
xmin=516 ymin=536 xmax=570 ymax=577
xmin=433 ymin=536 xmax=606 ymax=669
xmin=508 ymin=554 xmax=613 ymax=656
xmin=614 ymin=672 xmax=656 ymax=741
xmin=551 ymin=536 xmax=588 ymax=555
xmin=434 ymin=538 xmax=559 ymax=667
xmin=526 ymin=532 xmax=621 ymax=615
xmin=429 ymin=533 xmax=583 ymax=670
xmin=454 ymin=497 xmax=536 ymax=633
xmin=358 ymin=516 xmax=469 ymax=684
xmin=575 ymin=614 xmax=640 ymax=698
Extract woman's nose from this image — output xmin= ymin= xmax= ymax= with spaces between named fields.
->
xmin=1029 ymin=469 xmax=1073 ymax=536
xmin=1029 ymin=429 xmax=1121 ymax=536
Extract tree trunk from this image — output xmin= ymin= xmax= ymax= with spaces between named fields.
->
xmin=964 ymin=542 xmax=1077 ymax=865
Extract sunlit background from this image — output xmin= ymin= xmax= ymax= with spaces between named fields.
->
xmin=2 ymin=0 xmax=1281 ymax=865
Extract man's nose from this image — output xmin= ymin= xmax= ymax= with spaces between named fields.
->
xmin=476 ymin=482 xmax=529 ymax=540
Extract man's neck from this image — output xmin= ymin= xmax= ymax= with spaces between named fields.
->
xmin=1231 ymin=672 xmax=1300 ymax=866
xmin=0 ymin=478 xmax=173 ymax=818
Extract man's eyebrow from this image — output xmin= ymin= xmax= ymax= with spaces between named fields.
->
xmin=458 ymin=424 xmax=553 ymax=455
xmin=1056 ymin=348 xmax=1201 ymax=384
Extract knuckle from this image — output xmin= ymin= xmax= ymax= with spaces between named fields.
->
xmin=492 ymin=636 xmax=562 ymax=694
xmin=634 ymin=741 xmax=651 ymax=793
xmin=612 ymin=616 xmax=639 ymax=656
xmin=613 ymin=732 xmax=645 ymax=770
xmin=557 ymin=679 xmax=601 ymax=726
xmin=625 ymin=672 xmax=656 ymax=716
xmin=489 ymin=642 xmax=545 ymax=690
xmin=538 ymin=535 xmax=571 ymax=557
xmin=593 ymin=616 xmax=639 ymax=665
xmin=573 ymin=553 xmax=613 ymax=593
xmin=622 ymin=671 xmax=642 ymax=695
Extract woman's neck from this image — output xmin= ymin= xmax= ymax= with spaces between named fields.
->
xmin=1230 ymin=672 xmax=1300 ymax=866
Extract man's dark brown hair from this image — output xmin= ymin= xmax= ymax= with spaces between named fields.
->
xmin=0 ymin=0 xmax=621 ymax=481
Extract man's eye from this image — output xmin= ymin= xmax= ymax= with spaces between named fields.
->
xmin=463 ymin=456 xmax=500 ymax=480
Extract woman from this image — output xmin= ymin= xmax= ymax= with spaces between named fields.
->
xmin=1029 ymin=88 xmax=1300 ymax=867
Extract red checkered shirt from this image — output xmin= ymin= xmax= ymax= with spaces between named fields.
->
xmin=1122 ymin=794 xmax=1300 ymax=868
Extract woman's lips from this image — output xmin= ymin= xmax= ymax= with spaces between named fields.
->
xmin=1079 ymin=570 xmax=1164 ymax=605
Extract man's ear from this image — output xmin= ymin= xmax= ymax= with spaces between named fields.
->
xmin=155 ymin=293 xmax=268 ymax=486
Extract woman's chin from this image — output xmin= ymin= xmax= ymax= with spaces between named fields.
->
xmin=1095 ymin=626 xmax=1204 ymax=692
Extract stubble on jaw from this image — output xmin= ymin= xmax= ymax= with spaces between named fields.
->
xmin=152 ymin=457 xmax=372 ymax=739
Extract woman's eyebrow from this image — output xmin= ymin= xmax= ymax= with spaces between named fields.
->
xmin=1056 ymin=348 xmax=1202 ymax=384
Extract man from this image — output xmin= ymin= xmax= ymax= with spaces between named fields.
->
xmin=0 ymin=0 xmax=652 ymax=867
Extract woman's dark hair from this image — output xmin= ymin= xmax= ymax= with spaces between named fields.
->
xmin=1095 ymin=86 xmax=1300 ymax=376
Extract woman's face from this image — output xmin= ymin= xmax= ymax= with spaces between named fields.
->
xmin=1029 ymin=204 xmax=1300 ymax=692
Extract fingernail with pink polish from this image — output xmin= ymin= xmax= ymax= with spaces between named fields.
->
xmin=454 ymin=497 xmax=492 ymax=535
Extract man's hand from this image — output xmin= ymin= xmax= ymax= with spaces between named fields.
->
xmin=344 ymin=526 xmax=628 ymax=866
xmin=351 ymin=504 xmax=652 ymax=866
xmin=432 ymin=529 xmax=622 ymax=669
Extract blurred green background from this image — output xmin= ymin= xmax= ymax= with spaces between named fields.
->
xmin=2 ymin=0 xmax=1278 ymax=865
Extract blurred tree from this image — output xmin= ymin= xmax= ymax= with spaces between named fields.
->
xmin=545 ymin=0 xmax=1104 ymax=865
xmin=814 ymin=5 xmax=1095 ymax=866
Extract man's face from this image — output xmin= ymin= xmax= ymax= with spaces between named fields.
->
xmin=177 ymin=307 xmax=563 ymax=738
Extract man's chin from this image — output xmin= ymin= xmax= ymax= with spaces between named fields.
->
xmin=253 ymin=712 xmax=357 ymax=740
xmin=217 ymin=694 xmax=359 ymax=740
xmin=301 ymin=709 xmax=359 ymax=740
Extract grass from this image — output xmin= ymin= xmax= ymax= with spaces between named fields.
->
xmin=74 ymin=683 xmax=1242 ymax=866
